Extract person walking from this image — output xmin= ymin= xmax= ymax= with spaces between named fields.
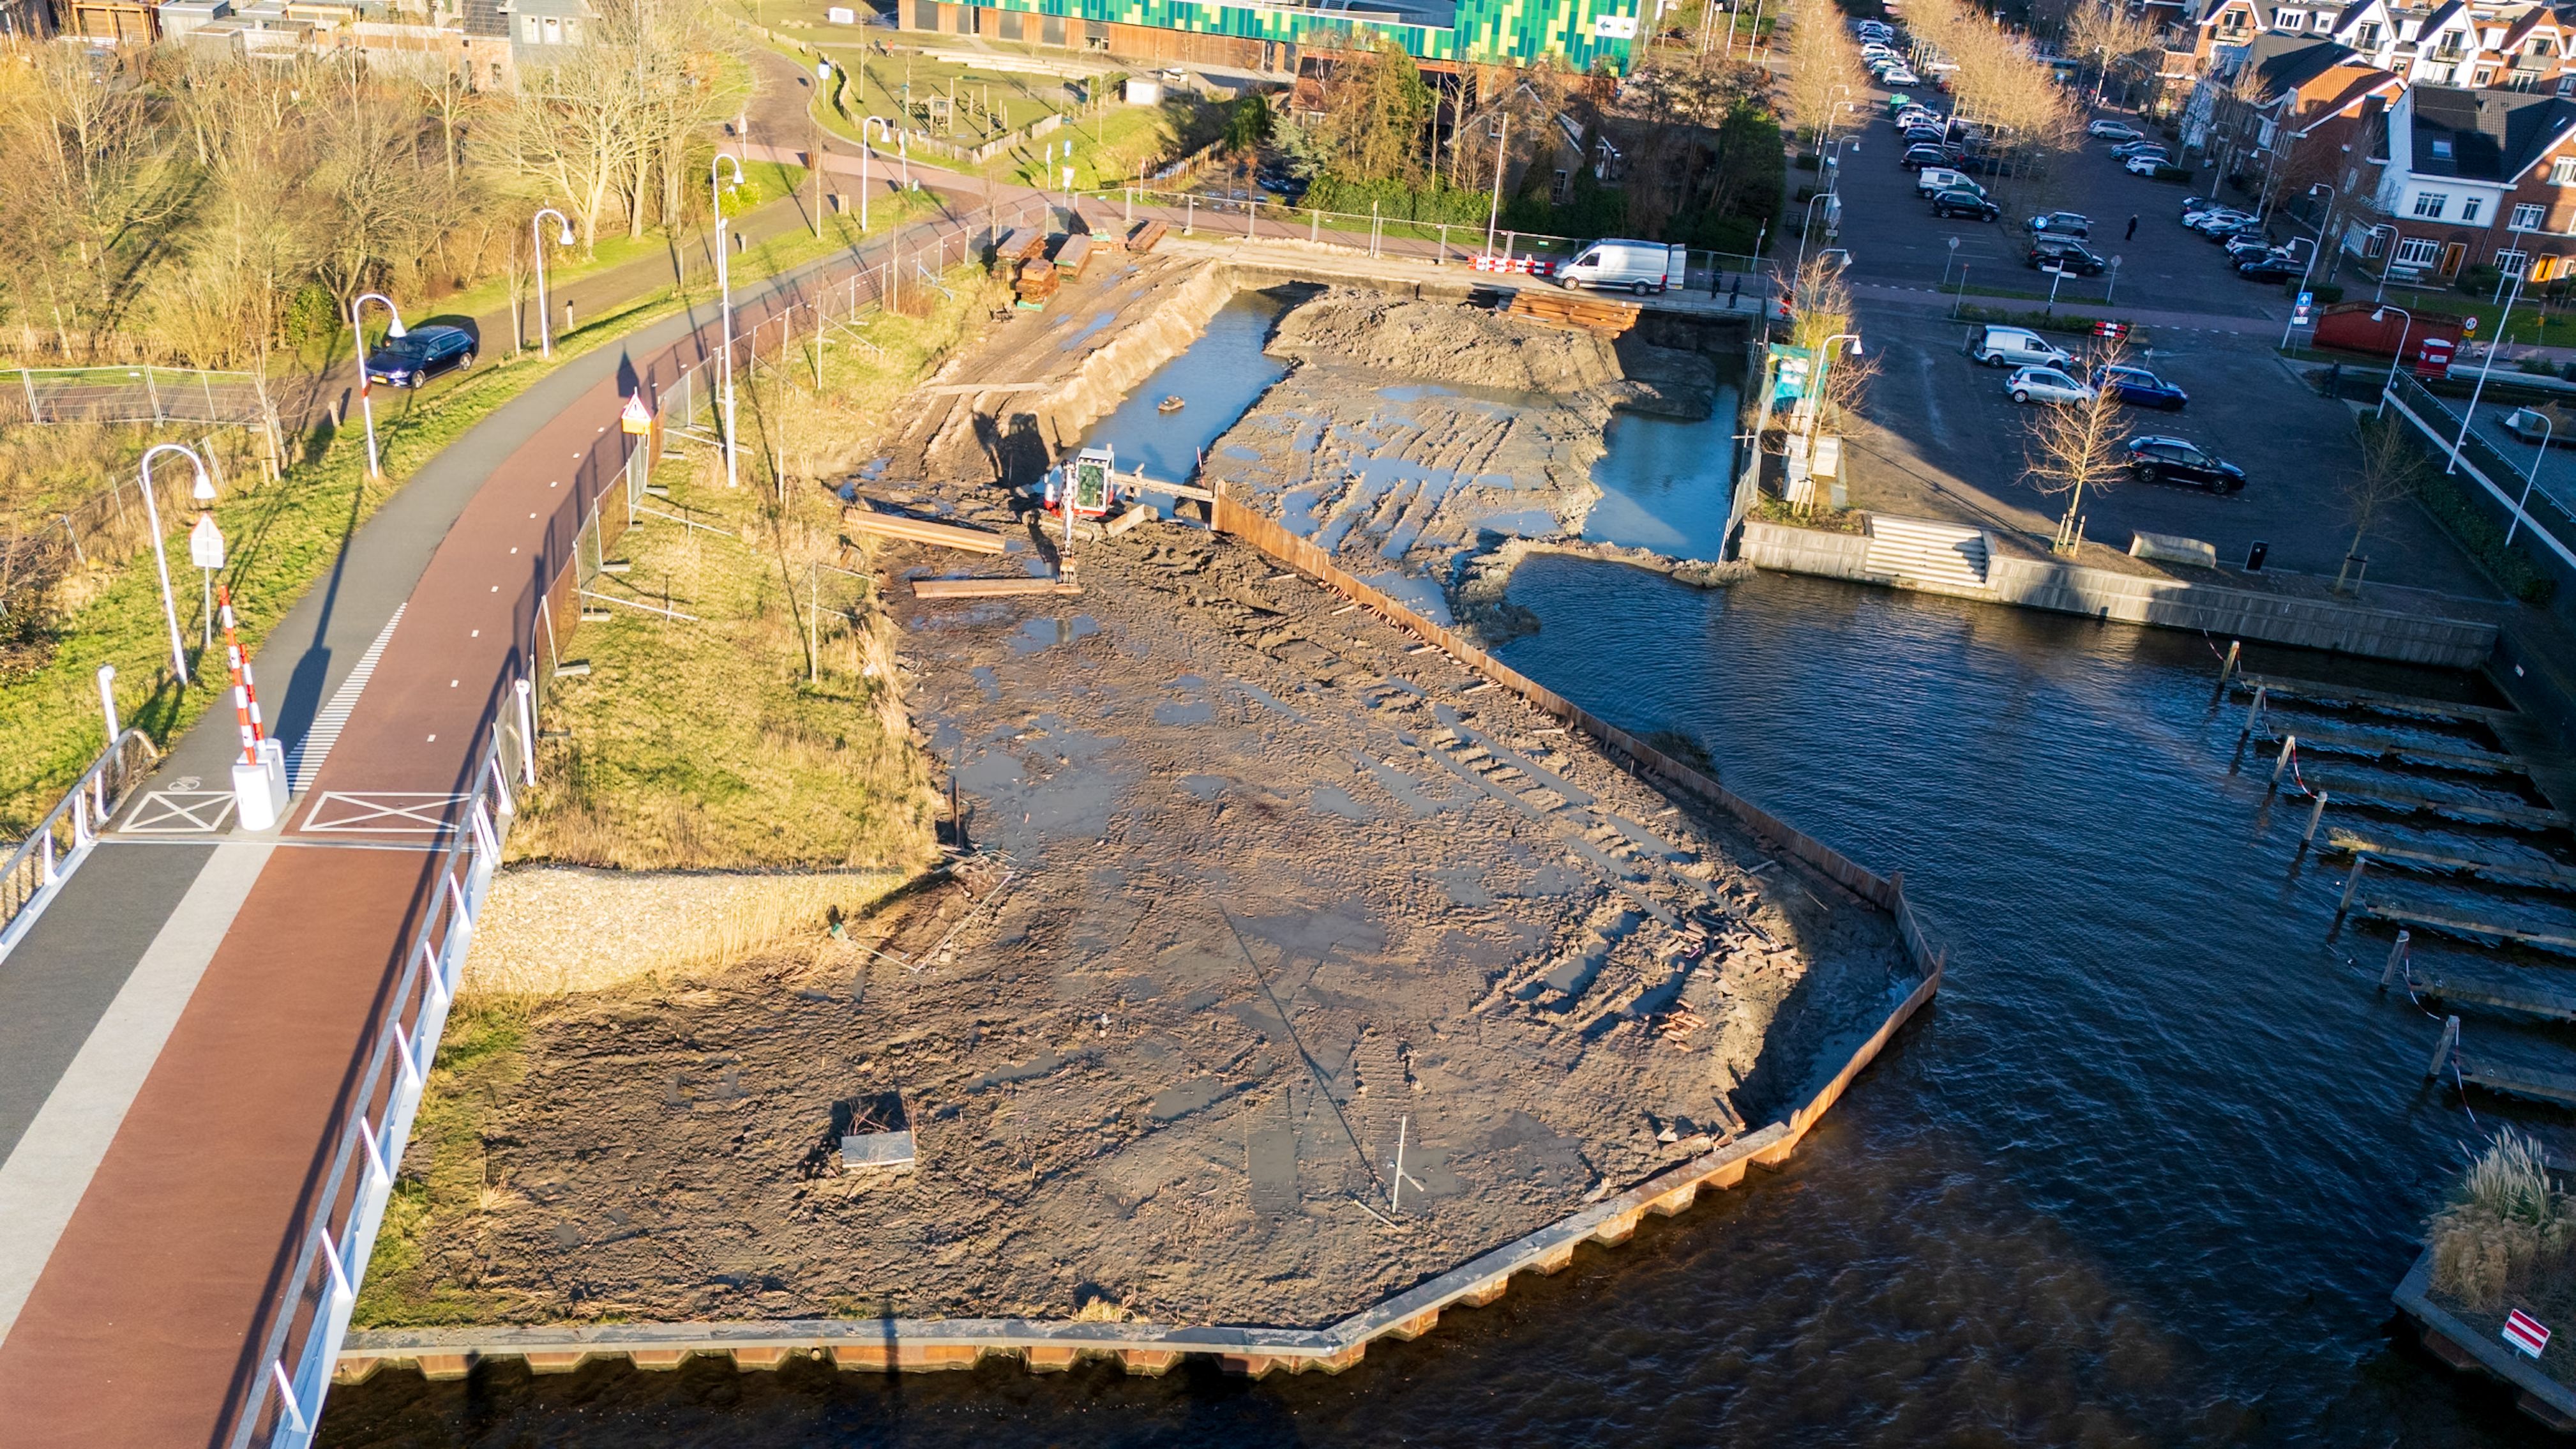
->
xmin=2125 ymin=214 xmax=2139 ymax=240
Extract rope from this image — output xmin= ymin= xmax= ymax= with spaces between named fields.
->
xmin=2379 ymin=948 xmax=2482 ymax=1130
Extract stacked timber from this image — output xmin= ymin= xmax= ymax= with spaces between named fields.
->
xmin=1055 ymin=232 xmax=1094 ymax=280
xmin=994 ymin=228 xmax=1046 ymax=266
xmin=841 ymin=502 xmax=1008 ymax=554
xmin=1505 ymin=290 xmax=1641 ymax=338
xmin=1014 ymin=259 xmax=1060 ymax=310
xmin=1127 ymin=218 xmax=1168 ymax=254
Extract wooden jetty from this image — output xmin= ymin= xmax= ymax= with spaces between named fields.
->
xmin=2361 ymin=902 xmax=2576 ymax=955
xmin=2232 ymin=672 xmax=2516 ymax=727
xmin=2329 ymin=833 xmax=2576 ymax=891
xmin=2303 ymin=780 xmax=2570 ymax=831
xmin=2274 ymin=727 xmax=2527 ymax=775
xmin=2411 ymin=973 xmax=2576 ymax=1025
xmin=2428 ymin=1015 xmax=2576 ymax=1107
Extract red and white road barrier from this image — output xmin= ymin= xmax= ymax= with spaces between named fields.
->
xmin=218 ymin=582 xmax=290 ymax=830
xmin=1472 ymin=254 xmax=1555 ymax=276
xmin=218 ymin=584 xmax=267 ymax=765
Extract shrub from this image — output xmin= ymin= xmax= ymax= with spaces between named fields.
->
xmin=2431 ymin=1128 xmax=2575 ymax=1311
xmin=2462 ymin=263 xmax=2504 ymax=296
xmin=2146 ymin=164 xmax=2195 ymax=183
xmin=2312 ymin=282 xmax=2344 ymax=304
xmin=1793 ymin=153 xmax=1822 ymax=171
xmin=2407 ymin=451 xmax=2560 ymax=603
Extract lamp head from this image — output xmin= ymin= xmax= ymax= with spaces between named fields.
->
xmin=2370 ymin=307 xmax=2388 ymax=321
xmin=385 ymin=315 xmax=407 ymax=339
xmin=1846 ymin=338 xmax=1864 ymax=356
xmin=558 ymin=222 xmax=576 ymax=246
xmin=191 ymin=468 xmax=216 ymax=503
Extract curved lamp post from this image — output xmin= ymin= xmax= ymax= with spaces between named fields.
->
xmin=137 ymin=443 xmax=209 ymax=686
xmin=2511 ymin=406 xmax=2552 ymax=547
xmin=711 ymin=151 xmax=746 ymax=490
xmin=2280 ymin=183 xmax=2334 ymax=348
xmin=532 ymin=207 xmax=576 ymax=359
xmin=349 ymin=292 xmax=405 ymax=480
xmin=2369 ymin=304 xmax=2412 ymax=418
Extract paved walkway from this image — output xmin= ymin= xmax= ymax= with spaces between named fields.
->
xmin=0 ymin=210 xmax=979 ymax=1447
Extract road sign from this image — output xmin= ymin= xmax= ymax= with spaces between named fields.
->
xmin=1768 ymin=344 xmax=1815 ymax=406
xmin=619 ymin=392 xmax=652 ymax=435
xmin=2293 ymin=290 xmax=2314 ymax=326
xmin=2093 ymin=320 xmax=2130 ymax=340
xmin=2507 ymin=1309 xmax=2551 ymax=1358
xmin=188 ymin=514 xmax=225 ymax=570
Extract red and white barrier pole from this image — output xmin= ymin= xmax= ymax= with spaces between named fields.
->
xmin=219 ymin=583 xmax=290 ymax=830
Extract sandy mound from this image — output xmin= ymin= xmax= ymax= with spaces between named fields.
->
xmin=1268 ymin=289 xmax=1625 ymax=392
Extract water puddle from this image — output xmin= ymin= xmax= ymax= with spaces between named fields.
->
xmin=1007 ymin=615 xmax=1100 ymax=655
xmin=1580 ymin=386 xmax=1742 ymax=562
xmin=1057 ymin=310 xmax=1119 ymax=351
xmin=1074 ymin=291 xmax=1290 ymax=482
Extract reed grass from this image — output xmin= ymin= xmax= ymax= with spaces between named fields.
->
xmin=2430 ymin=1128 xmax=2575 ymax=1312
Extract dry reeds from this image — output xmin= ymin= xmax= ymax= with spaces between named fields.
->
xmin=2430 ymin=1128 xmax=2575 ymax=1311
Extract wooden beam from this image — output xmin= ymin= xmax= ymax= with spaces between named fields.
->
xmin=843 ymin=505 xmax=1009 ymax=554
xmin=911 ymin=577 xmax=1080 ymax=598
xmin=2360 ymin=903 xmax=2576 ymax=955
xmin=2328 ymin=833 xmax=2576 ymax=890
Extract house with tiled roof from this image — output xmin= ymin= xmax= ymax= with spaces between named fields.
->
xmin=2182 ymin=32 xmax=2404 ymax=198
xmin=2347 ymin=82 xmax=2576 ymax=282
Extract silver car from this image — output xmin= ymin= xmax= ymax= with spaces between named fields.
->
xmin=2006 ymin=366 xmax=2096 ymax=405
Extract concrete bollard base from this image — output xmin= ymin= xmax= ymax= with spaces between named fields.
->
xmin=232 ymin=739 xmax=288 ymax=831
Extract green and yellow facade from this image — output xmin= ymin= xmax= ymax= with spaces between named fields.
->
xmin=898 ymin=0 xmax=1641 ymax=75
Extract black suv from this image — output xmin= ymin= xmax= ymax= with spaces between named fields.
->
xmin=2125 ymin=436 xmax=2246 ymax=492
xmin=1931 ymin=187 xmax=2000 ymax=221
xmin=363 ymin=324 xmax=476 ymax=388
xmin=2028 ymin=239 xmax=2106 ymax=275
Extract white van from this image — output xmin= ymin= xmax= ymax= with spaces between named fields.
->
xmin=1964 ymin=324 xmax=2072 ymax=369
xmin=1915 ymin=166 xmax=1980 ymax=197
xmin=1557 ymin=238 xmax=1687 ymax=294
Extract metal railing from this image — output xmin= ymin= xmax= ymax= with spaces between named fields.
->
xmin=0 ymin=364 xmax=268 ymax=427
xmin=230 ymin=723 xmax=523 ymax=1449
xmin=0 ymin=729 xmax=160 ymax=956
xmin=2382 ymin=370 xmax=2576 ymax=578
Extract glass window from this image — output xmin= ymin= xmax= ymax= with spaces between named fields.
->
xmin=2514 ymin=203 xmax=2546 ymax=229
xmin=2395 ymin=236 xmax=2442 ymax=265
xmin=2463 ymin=197 xmax=2484 ymax=222
xmin=2414 ymin=191 xmax=2448 ymax=218
xmin=2498 ymin=248 xmax=2529 ymax=275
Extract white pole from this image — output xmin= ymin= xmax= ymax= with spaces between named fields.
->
xmin=712 ymin=153 xmax=745 ymax=490
xmin=533 ymin=208 xmax=573 ymax=360
xmin=96 ymin=664 xmax=118 ymax=741
xmin=515 ymin=677 xmax=537 ymax=786
xmin=136 ymin=444 xmax=202 ymax=687
xmin=2451 ymin=269 xmax=2522 ymax=474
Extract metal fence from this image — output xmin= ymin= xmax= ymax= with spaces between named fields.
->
xmin=0 ymin=729 xmax=161 ymax=956
xmin=228 ymin=208 xmax=1003 ymax=1449
xmin=2382 ymin=370 xmax=2576 ymax=585
xmin=0 ymin=364 xmax=269 ymax=428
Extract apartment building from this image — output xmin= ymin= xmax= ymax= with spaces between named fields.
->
xmin=2189 ymin=0 xmax=2573 ymax=89
xmin=2346 ymin=81 xmax=2576 ymax=282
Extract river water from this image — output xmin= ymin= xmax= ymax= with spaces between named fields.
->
xmin=319 ymin=304 xmax=2565 ymax=1447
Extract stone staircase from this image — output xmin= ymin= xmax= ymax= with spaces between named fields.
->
xmin=1865 ymin=515 xmax=1991 ymax=592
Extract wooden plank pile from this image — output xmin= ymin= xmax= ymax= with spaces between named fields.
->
xmin=1054 ymin=232 xmax=1094 ymax=280
xmin=1127 ymin=218 xmax=1168 ymax=254
xmin=994 ymin=229 xmax=1046 ymax=266
xmin=1013 ymin=258 xmax=1059 ymax=311
xmin=1504 ymin=289 xmax=1641 ymax=338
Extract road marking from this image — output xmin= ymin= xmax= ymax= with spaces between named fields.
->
xmin=0 ymin=840 xmax=275 ymax=1342
xmin=118 ymin=791 xmax=237 ymax=835
xmin=301 ymin=791 xmax=467 ymax=833
xmin=287 ymin=604 xmax=404 ymax=795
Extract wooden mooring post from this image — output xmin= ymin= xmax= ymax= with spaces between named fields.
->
xmin=2425 ymin=1014 xmax=2460 ymax=1081
xmin=2300 ymin=790 xmax=2331 ymax=849
xmin=2269 ymin=734 xmax=2299 ymax=790
xmin=2236 ymin=685 xmax=2269 ymax=748
xmin=2380 ymin=929 xmax=2412 ymax=990
xmin=2211 ymin=639 xmax=2241 ymax=703
xmin=2337 ymin=854 xmax=2370 ymax=920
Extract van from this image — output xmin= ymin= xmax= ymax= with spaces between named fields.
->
xmin=1915 ymin=166 xmax=1980 ymax=197
xmin=1964 ymin=324 xmax=2072 ymax=369
xmin=1556 ymin=238 xmax=1686 ymax=295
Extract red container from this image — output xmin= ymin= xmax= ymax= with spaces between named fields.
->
xmin=2415 ymin=336 xmax=2456 ymax=377
xmin=2313 ymin=301 xmax=2467 ymax=359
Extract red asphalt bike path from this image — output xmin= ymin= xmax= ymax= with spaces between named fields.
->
xmin=0 ymin=212 xmax=983 ymax=1448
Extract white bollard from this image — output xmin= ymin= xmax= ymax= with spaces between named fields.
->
xmin=232 ymin=738 xmax=288 ymax=831
xmin=96 ymin=664 xmax=119 ymax=742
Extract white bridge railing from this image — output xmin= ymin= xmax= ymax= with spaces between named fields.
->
xmin=0 ymin=729 xmax=160 ymax=957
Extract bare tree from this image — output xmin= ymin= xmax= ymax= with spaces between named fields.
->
xmin=2339 ymin=414 xmax=2429 ymax=592
xmin=2021 ymin=347 xmax=2132 ymax=552
xmin=1785 ymin=253 xmax=1876 ymax=431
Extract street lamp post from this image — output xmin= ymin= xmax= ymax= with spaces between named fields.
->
xmin=136 ymin=443 xmax=208 ymax=687
xmin=711 ymin=151 xmax=746 ymax=490
xmin=2363 ymin=223 xmax=2400 ymax=302
xmin=2510 ymin=407 xmax=2553 ymax=547
xmin=1793 ymin=189 xmax=1837 ymax=283
xmin=2451 ymin=269 xmax=2526 ymax=475
xmin=186 ymin=467 xmax=221 ymax=649
xmin=531 ymin=207 xmax=575 ymax=360
xmin=2369 ymin=304 xmax=2412 ymax=417
xmin=2280 ymin=183 xmax=2335 ymax=349
xmin=349 ymin=292 xmax=405 ymax=481
xmin=1484 ymin=111 xmax=1510 ymax=257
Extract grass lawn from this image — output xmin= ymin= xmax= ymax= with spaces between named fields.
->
xmin=0 ymin=189 xmax=947 ymax=837
xmin=502 ymin=262 xmax=1004 ymax=872
xmin=2360 ymin=279 xmax=2576 ymax=351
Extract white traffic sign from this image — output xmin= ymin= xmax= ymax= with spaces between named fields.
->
xmin=188 ymin=514 xmax=226 ymax=570
xmin=620 ymin=392 xmax=653 ymax=435
xmin=2506 ymin=1309 xmax=2551 ymax=1358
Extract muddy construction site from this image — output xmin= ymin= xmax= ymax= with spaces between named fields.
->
xmin=419 ymin=252 xmax=1918 ymax=1332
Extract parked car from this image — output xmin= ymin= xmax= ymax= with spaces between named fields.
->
xmin=1880 ymin=66 xmax=1922 ymax=85
xmin=362 ymin=324 xmax=475 ymax=388
xmin=1965 ymin=324 xmax=2074 ymax=369
xmin=2093 ymin=364 xmax=2188 ymax=409
xmin=1903 ymin=126 xmax=1950 ymax=146
xmin=1952 ymin=151 xmax=2010 ymax=175
xmin=2028 ymin=239 xmax=2107 ymax=275
xmin=2223 ymin=238 xmax=2286 ymax=266
xmin=1931 ymin=187 xmax=2001 ymax=220
xmin=2088 ymin=119 xmax=2144 ymax=140
xmin=2201 ymin=217 xmax=2266 ymax=241
xmin=2236 ymin=253 xmax=2303 ymax=281
xmin=1915 ymin=165 xmax=1981 ymax=196
xmin=2025 ymin=210 xmax=2091 ymax=237
xmin=2006 ymin=365 xmax=2097 ymax=404
xmin=2124 ymin=153 xmax=2174 ymax=176
xmin=2125 ymin=436 xmax=2245 ymax=491
xmin=1902 ymin=144 xmax=1959 ymax=169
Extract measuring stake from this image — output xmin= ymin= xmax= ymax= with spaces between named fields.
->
xmin=1389 ymin=1113 xmax=1426 ymax=1213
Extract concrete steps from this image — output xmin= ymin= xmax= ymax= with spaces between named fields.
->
xmin=1866 ymin=515 xmax=1989 ymax=591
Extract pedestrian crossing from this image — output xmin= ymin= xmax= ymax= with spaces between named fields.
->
xmin=287 ymin=604 xmax=403 ymax=794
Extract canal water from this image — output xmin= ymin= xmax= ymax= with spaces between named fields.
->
xmin=1578 ymin=396 xmax=1741 ymax=562
xmin=317 ymin=309 xmax=2563 ymax=1448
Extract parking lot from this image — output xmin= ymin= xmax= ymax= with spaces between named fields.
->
xmin=1812 ymin=77 xmax=2503 ymax=600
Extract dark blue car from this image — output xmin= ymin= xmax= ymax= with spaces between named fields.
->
xmin=2092 ymin=363 xmax=2188 ymax=411
xmin=364 ymin=324 xmax=476 ymax=388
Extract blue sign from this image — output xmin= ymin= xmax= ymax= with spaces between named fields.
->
xmin=2293 ymin=290 xmax=2314 ymax=326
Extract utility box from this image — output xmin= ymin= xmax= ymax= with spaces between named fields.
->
xmin=1124 ymin=76 xmax=1162 ymax=106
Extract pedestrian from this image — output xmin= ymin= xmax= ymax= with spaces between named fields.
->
xmin=2125 ymin=214 xmax=2139 ymax=240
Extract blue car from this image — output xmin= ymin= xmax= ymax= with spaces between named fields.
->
xmin=2092 ymin=363 xmax=2188 ymax=411
xmin=363 ymin=324 xmax=476 ymax=388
